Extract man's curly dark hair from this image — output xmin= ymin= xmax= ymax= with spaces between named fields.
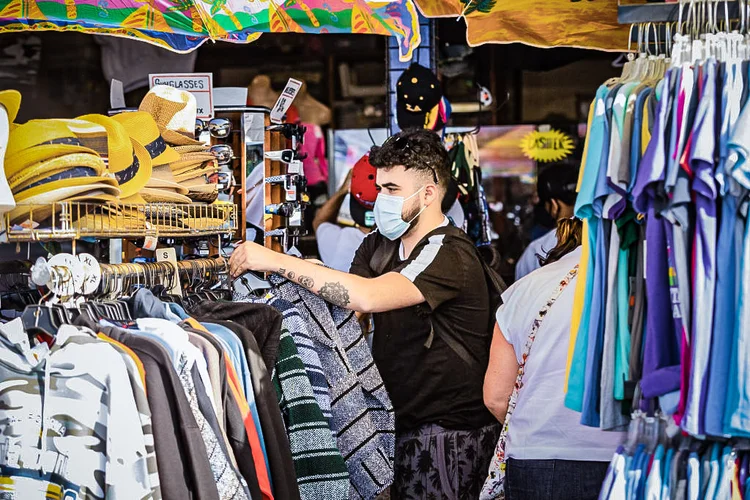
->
xmin=368 ymin=128 xmax=450 ymax=195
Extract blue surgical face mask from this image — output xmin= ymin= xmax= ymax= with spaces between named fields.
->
xmin=373 ymin=186 xmax=426 ymax=241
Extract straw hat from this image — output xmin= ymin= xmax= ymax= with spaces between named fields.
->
xmin=10 ymin=153 xmax=106 ymax=193
xmin=168 ymin=152 xmax=217 ymax=173
xmin=0 ymin=98 xmax=15 ymax=217
xmin=174 ymin=165 xmax=219 ymax=184
xmin=72 ymin=114 xmax=154 ymax=199
xmin=15 ymin=175 xmax=120 ymax=203
xmin=9 ymin=182 xmax=122 ymax=224
xmin=112 ymin=111 xmax=180 ymax=166
xmin=173 ymin=144 xmax=210 ymax=154
xmin=139 ymin=85 xmax=203 ymax=146
xmin=140 ymin=188 xmax=192 ymax=204
xmin=0 ymin=90 xmax=21 ymax=123
xmin=147 ymin=164 xmax=189 ymax=195
xmin=5 ymin=120 xmax=99 ymax=179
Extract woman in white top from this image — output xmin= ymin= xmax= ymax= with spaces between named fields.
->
xmin=483 ymin=218 xmax=625 ymax=500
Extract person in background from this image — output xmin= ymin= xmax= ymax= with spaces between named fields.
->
xmin=484 ymin=217 xmax=625 ymax=500
xmin=229 ymin=128 xmax=499 ymax=498
xmin=313 ymin=153 xmax=377 ymax=272
xmin=515 ymin=164 xmax=578 ymax=281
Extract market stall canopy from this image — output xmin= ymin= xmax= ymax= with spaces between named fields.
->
xmin=414 ymin=0 xmax=629 ymax=51
xmin=0 ymin=0 xmax=421 ymax=60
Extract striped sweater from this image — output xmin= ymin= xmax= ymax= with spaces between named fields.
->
xmin=267 ymin=298 xmax=334 ymax=425
xmin=272 ymin=326 xmax=350 ymax=499
xmin=268 ymin=276 xmax=395 ymax=500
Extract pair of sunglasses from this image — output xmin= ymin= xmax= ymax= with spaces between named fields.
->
xmin=210 ymin=144 xmax=237 ymax=165
xmin=384 ymin=135 xmax=439 ymax=184
xmin=196 ymin=118 xmax=232 ymax=140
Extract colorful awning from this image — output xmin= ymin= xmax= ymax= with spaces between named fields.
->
xmin=414 ymin=0 xmax=629 ymax=52
xmin=0 ymin=0 xmax=421 ymax=60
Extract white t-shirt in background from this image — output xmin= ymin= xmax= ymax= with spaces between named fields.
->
xmin=496 ymin=246 xmax=626 ymax=462
xmin=316 ymin=222 xmax=368 ymax=272
xmin=515 ymin=228 xmax=558 ymax=281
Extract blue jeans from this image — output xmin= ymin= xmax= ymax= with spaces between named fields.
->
xmin=506 ymin=458 xmax=609 ymax=500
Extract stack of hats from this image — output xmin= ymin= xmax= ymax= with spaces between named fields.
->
xmin=396 ymin=63 xmax=451 ymax=132
xmin=139 ymin=85 xmax=219 ymax=203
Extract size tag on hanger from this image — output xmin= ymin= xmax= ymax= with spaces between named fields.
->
xmin=78 ymin=253 xmax=101 ymax=296
xmin=270 ymin=78 xmax=303 ymax=124
xmin=157 ymin=248 xmax=183 ymax=297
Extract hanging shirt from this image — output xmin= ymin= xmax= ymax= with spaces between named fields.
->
xmin=566 ymin=83 xmax=612 ymax=413
xmin=725 ymin=96 xmax=750 ymax=436
xmin=683 ymin=60 xmax=718 ymax=436
xmin=0 ymin=320 xmax=152 ymax=500
xmin=300 ymin=123 xmax=328 ymax=187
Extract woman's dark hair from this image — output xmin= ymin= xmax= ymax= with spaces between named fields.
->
xmin=540 ymin=217 xmax=583 ymax=266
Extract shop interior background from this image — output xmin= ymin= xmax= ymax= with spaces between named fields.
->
xmin=0 ymin=22 xmax=621 ymax=280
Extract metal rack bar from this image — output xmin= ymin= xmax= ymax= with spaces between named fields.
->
xmin=618 ymin=0 xmax=739 ymax=25
xmin=5 ymin=202 xmax=238 ymax=242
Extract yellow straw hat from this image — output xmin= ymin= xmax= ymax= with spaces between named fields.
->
xmin=113 ymin=111 xmax=181 ymax=166
xmin=9 ymin=182 xmax=122 ymax=224
xmin=0 ymin=90 xmax=21 ymax=123
xmin=138 ymin=85 xmax=203 ymax=146
xmin=72 ymin=115 xmax=152 ymax=199
xmin=174 ymin=165 xmax=219 ymax=184
xmin=9 ymin=153 xmax=106 ymax=192
xmin=5 ymin=120 xmax=99 ymax=179
xmin=140 ymin=188 xmax=192 ymax=204
xmin=14 ymin=175 xmax=121 ymax=203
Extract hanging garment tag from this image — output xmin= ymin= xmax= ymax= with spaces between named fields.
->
xmin=270 ymin=78 xmax=303 ymax=124
xmin=157 ymin=247 xmax=182 ymax=297
xmin=110 ymin=79 xmax=126 ymax=109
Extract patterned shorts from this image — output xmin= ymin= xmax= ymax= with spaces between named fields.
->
xmin=392 ymin=422 xmax=501 ymax=500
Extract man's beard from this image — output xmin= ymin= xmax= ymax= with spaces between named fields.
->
xmin=400 ymin=199 xmax=423 ymax=238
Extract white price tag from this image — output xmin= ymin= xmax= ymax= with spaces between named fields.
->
xmin=156 ymin=247 xmax=182 ymax=297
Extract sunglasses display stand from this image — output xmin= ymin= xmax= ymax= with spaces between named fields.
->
xmin=222 ymin=105 xmax=308 ymax=255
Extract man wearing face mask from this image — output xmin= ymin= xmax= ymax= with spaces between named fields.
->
xmin=229 ymin=129 xmax=499 ymax=498
xmin=515 ymin=164 xmax=579 ymax=281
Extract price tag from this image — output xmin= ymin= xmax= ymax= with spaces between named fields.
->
xmin=156 ymin=247 xmax=182 ymax=297
xmin=270 ymin=78 xmax=303 ymax=124
xmin=142 ymin=235 xmax=158 ymax=252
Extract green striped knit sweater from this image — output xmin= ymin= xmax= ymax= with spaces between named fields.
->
xmin=273 ymin=327 xmax=350 ymax=499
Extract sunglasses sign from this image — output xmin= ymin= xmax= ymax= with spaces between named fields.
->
xmin=270 ymin=78 xmax=303 ymax=124
xmin=149 ymin=73 xmax=214 ymax=119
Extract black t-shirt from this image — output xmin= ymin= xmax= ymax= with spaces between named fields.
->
xmin=350 ymin=224 xmax=495 ymax=432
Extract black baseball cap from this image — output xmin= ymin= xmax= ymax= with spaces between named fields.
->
xmin=396 ymin=64 xmax=442 ymax=130
xmin=537 ymin=164 xmax=579 ymax=206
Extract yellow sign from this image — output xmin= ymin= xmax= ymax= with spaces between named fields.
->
xmin=520 ymin=129 xmax=575 ymax=163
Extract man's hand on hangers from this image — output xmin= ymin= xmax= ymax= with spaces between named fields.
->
xmin=229 ymin=240 xmax=425 ymax=313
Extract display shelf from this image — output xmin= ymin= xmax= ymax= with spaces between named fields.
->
xmin=4 ymin=202 xmax=237 ymax=241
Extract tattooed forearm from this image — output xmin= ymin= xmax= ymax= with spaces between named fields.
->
xmin=298 ymin=275 xmax=314 ymax=288
xmin=319 ymin=282 xmax=351 ymax=308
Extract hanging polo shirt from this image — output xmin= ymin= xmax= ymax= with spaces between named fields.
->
xmin=565 ymin=91 xmax=601 ymax=395
xmin=565 ymin=84 xmax=611 ymax=412
xmin=683 ymin=60 xmax=718 ymax=436
xmin=725 ymin=94 xmax=750 ymax=436
xmin=707 ymin=62 xmax=746 ymax=437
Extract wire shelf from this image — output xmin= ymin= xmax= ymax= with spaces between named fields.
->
xmin=4 ymin=202 xmax=238 ymax=241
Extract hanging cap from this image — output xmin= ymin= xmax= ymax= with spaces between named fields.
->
xmin=396 ymin=64 xmax=442 ymax=131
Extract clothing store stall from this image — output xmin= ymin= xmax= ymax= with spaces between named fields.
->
xmin=529 ymin=0 xmax=750 ymax=498
xmin=0 ymin=0 xmax=422 ymax=497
